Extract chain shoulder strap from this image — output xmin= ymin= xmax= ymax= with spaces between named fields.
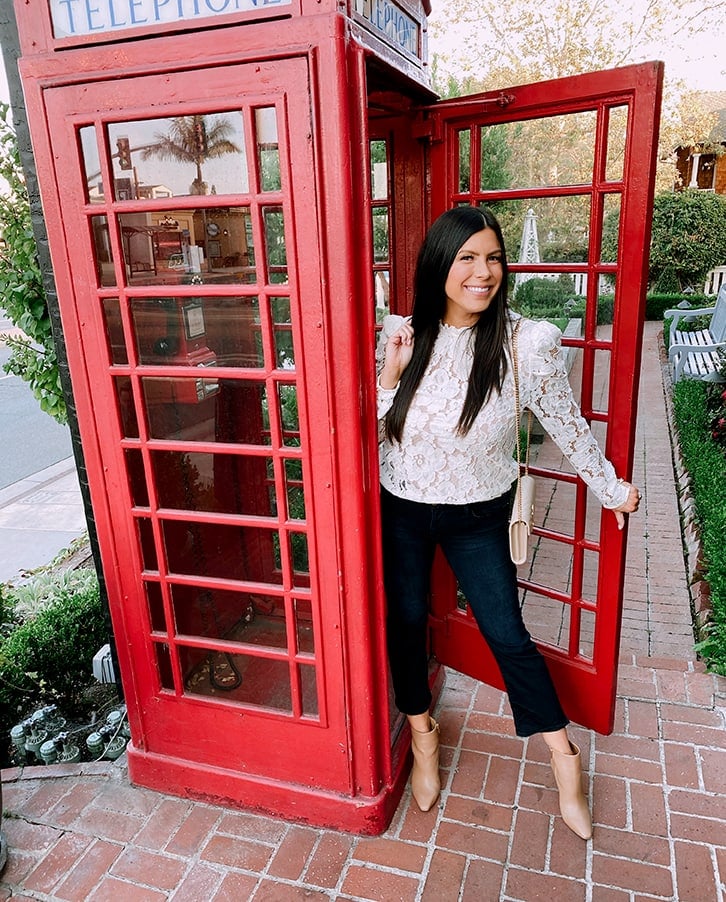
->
xmin=511 ymin=318 xmax=532 ymax=475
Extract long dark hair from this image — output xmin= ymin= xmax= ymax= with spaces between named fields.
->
xmin=385 ymin=206 xmax=511 ymax=442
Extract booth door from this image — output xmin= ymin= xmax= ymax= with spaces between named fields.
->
xmin=425 ymin=63 xmax=663 ymax=734
xmin=43 ymin=59 xmax=351 ymax=786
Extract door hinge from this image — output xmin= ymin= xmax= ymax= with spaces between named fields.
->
xmin=411 ymin=115 xmax=442 ymax=144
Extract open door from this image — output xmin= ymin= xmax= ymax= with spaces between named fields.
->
xmin=422 ymin=63 xmax=663 ymax=734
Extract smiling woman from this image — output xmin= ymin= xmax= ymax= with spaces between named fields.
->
xmin=443 ymin=228 xmax=503 ymax=327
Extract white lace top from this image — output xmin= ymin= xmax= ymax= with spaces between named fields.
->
xmin=376 ymin=314 xmax=628 ymax=508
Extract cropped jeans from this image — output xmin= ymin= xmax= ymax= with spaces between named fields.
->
xmin=380 ymin=486 xmax=568 ymax=737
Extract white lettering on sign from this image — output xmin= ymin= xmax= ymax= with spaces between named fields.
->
xmin=355 ymin=0 xmax=419 ymax=58
xmin=50 ymin=0 xmax=291 ymax=38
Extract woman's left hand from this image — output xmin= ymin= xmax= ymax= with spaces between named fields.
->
xmin=612 ymin=481 xmax=641 ymax=530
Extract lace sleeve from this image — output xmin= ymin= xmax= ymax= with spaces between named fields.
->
xmin=520 ymin=321 xmax=629 ymax=509
xmin=376 ymin=315 xmax=407 ymax=421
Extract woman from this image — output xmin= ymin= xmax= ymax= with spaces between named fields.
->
xmin=377 ymin=206 xmax=640 ymax=840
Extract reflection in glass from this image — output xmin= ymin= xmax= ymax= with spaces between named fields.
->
xmin=271 ymin=296 xmax=294 ymax=369
xmin=458 ymin=129 xmax=471 ymax=192
xmin=80 ymin=126 xmax=104 ymax=205
xmin=145 ymin=581 xmax=166 ymax=633
xmin=372 ymin=208 xmax=389 ymax=263
xmin=370 ymin=140 xmax=389 ymax=200
xmin=171 ymin=586 xmax=287 ymax=648
xmin=137 ymin=517 xmax=158 ymax=571
xmin=106 ymin=114 xmax=247 ymax=200
xmin=294 ymin=597 xmax=314 ymax=653
xmin=264 ymin=207 xmax=288 ymax=284
xmin=114 ymin=376 xmax=139 ymax=438
xmin=152 ymin=450 xmax=274 ymax=517
xmin=155 ymin=642 xmax=174 ymax=691
xmin=605 ymin=106 xmax=628 ymax=182
xmin=102 ymin=298 xmax=127 ymax=364
xmin=278 ymin=383 xmax=300 ymax=446
xmin=285 ymin=458 xmax=305 ymax=521
xmin=125 ymin=449 xmax=149 ymax=507
xmin=142 ymin=378 xmax=270 ymax=444
xmin=119 ymin=207 xmax=255 ymax=286
xmin=255 ymin=107 xmax=281 ymax=192
xmin=91 ymin=216 xmax=115 ymax=287
xmin=183 ymin=646 xmax=292 ymax=711
xmin=162 ymin=520 xmax=280 ymax=583
xmin=131 ymin=296 xmax=261 ymax=367
xmin=299 ymin=664 xmax=319 ymax=717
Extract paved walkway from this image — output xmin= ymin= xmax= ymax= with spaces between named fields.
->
xmin=2 ymin=322 xmax=725 ymax=901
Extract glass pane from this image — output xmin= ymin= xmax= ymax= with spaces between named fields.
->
xmin=114 ymin=376 xmax=139 ymax=438
xmin=162 ymin=520 xmax=281 ymax=584
xmin=154 ymin=642 xmax=174 ymax=691
xmin=91 ymin=216 xmax=115 ymax=287
xmin=605 ymin=106 xmax=628 ymax=183
xmin=480 ymin=123 xmax=514 ymax=191
xmin=375 ymin=270 xmax=390 ymax=320
xmin=457 ymin=129 xmax=471 ymax=193
xmin=183 ymin=648 xmax=292 ymax=711
xmin=80 ymin=126 xmax=104 ymax=205
xmin=145 ymin=581 xmax=166 ymax=633
xmin=285 ymin=458 xmax=305 ymax=521
xmin=271 ymin=296 xmax=294 ymax=369
xmin=289 ymin=531 xmax=309 ymax=581
xmin=131 ymin=296 xmax=262 ymax=368
xmin=486 ymin=196 xmax=591 ymax=267
xmin=372 ymin=208 xmax=389 ymax=263
xmin=592 ymin=349 xmax=611 ymax=414
xmin=600 ymin=194 xmax=621 ymax=264
xmin=579 ymin=607 xmax=596 ymax=662
xmin=142 ymin=378 xmax=271 ymax=444
xmin=523 ymin=589 xmax=571 ymax=653
xmin=106 ymin=114 xmax=248 ymax=200
xmin=299 ymin=664 xmax=319 ymax=717
xmin=125 ymin=449 xmax=149 ymax=507
xmin=278 ymin=383 xmax=300 ymax=446
xmin=263 ymin=206 xmax=288 ymax=284
xmin=370 ymin=140 xmax=389 ymax=200
xmin=137 ymin=517 xmax=158 ymax=570
xmin=102 ymin=298 xmax=127 ymax=364
xmin=583 ymin=549 xmax=600 ymax=607
xmin=255 ymin=107 xmax=281 ymax=192
xmin=172 ymin=586 xmax=287 ymax=648
xmin=119 ymin=207 xmax=255 ymax=286
xmin=294 ymin=597 xmax=314 ymax=653
xmin=152 ymin=451 xmax=275 ymax=517
xmin=482 ymin=111 xmax=597 ymax=191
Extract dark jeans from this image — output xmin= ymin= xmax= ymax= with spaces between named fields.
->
xmin=380 ymin=486 xmax=568 ymax=737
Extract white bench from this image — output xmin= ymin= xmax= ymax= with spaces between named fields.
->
xmin=666 ymin=285 xmax=726 ymax=383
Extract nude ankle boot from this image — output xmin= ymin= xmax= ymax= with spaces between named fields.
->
xmin=410 ymin=717 xmax=441 ymax=812
xmin=550 ymin=742 xmax=592 ymax=839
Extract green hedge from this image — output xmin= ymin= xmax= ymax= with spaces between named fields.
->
xmin=672 ymin=380 xmax=726 ymax=674
xmin=647 ymin=293 xmax=712 ymax=321
xmin=0 ymin=574 xmax=108 ymax=763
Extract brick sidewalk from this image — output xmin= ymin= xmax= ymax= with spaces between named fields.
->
xmin=2 ymin=323 xmax=725 ymax=901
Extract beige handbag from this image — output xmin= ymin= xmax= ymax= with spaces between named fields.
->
xmin=509 ymin=319 xmax=535 ymax=566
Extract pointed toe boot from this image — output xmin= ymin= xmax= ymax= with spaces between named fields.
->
xmin=410 ymin=717 xmax=441 ymax=812
xmin=550 ymin=742 xmax=593 ymax=840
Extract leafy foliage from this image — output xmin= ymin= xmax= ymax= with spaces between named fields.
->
xmin=647 ymin=190 xmax=726 ymax=292
xmin=0 ymin=569 xmax=107 ymax=761
xmin=0 ymin=104 xmax=66 ymax=423
xmin=672 ymin=380 xmax=726 ymax=674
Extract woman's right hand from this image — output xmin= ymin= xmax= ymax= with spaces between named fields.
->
xmin=380 ymin=322 xmax=414 ymax=389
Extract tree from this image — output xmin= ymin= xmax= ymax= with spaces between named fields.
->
xmin=142 ymin=114 xmax=240 ymax=196
xmin=647 ymin=189 xmax=726 ymax=291
xmin=0 ymin=103 xmax=66 ymax=423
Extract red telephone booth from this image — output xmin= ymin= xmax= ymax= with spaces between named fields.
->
xmin=11 ymin=0 xmax=661 ymax=833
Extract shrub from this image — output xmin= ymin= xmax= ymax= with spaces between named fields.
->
xmin=0 ymin=570 xmax=108 ymax=763
xmin=672 ymin=380 xmax=726 ymax=674
xmin=647 ymin=293 xmax=711 ymax=321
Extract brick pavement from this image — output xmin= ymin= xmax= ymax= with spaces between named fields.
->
xmin=2 ymin=322 xmax=725 ymax=901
